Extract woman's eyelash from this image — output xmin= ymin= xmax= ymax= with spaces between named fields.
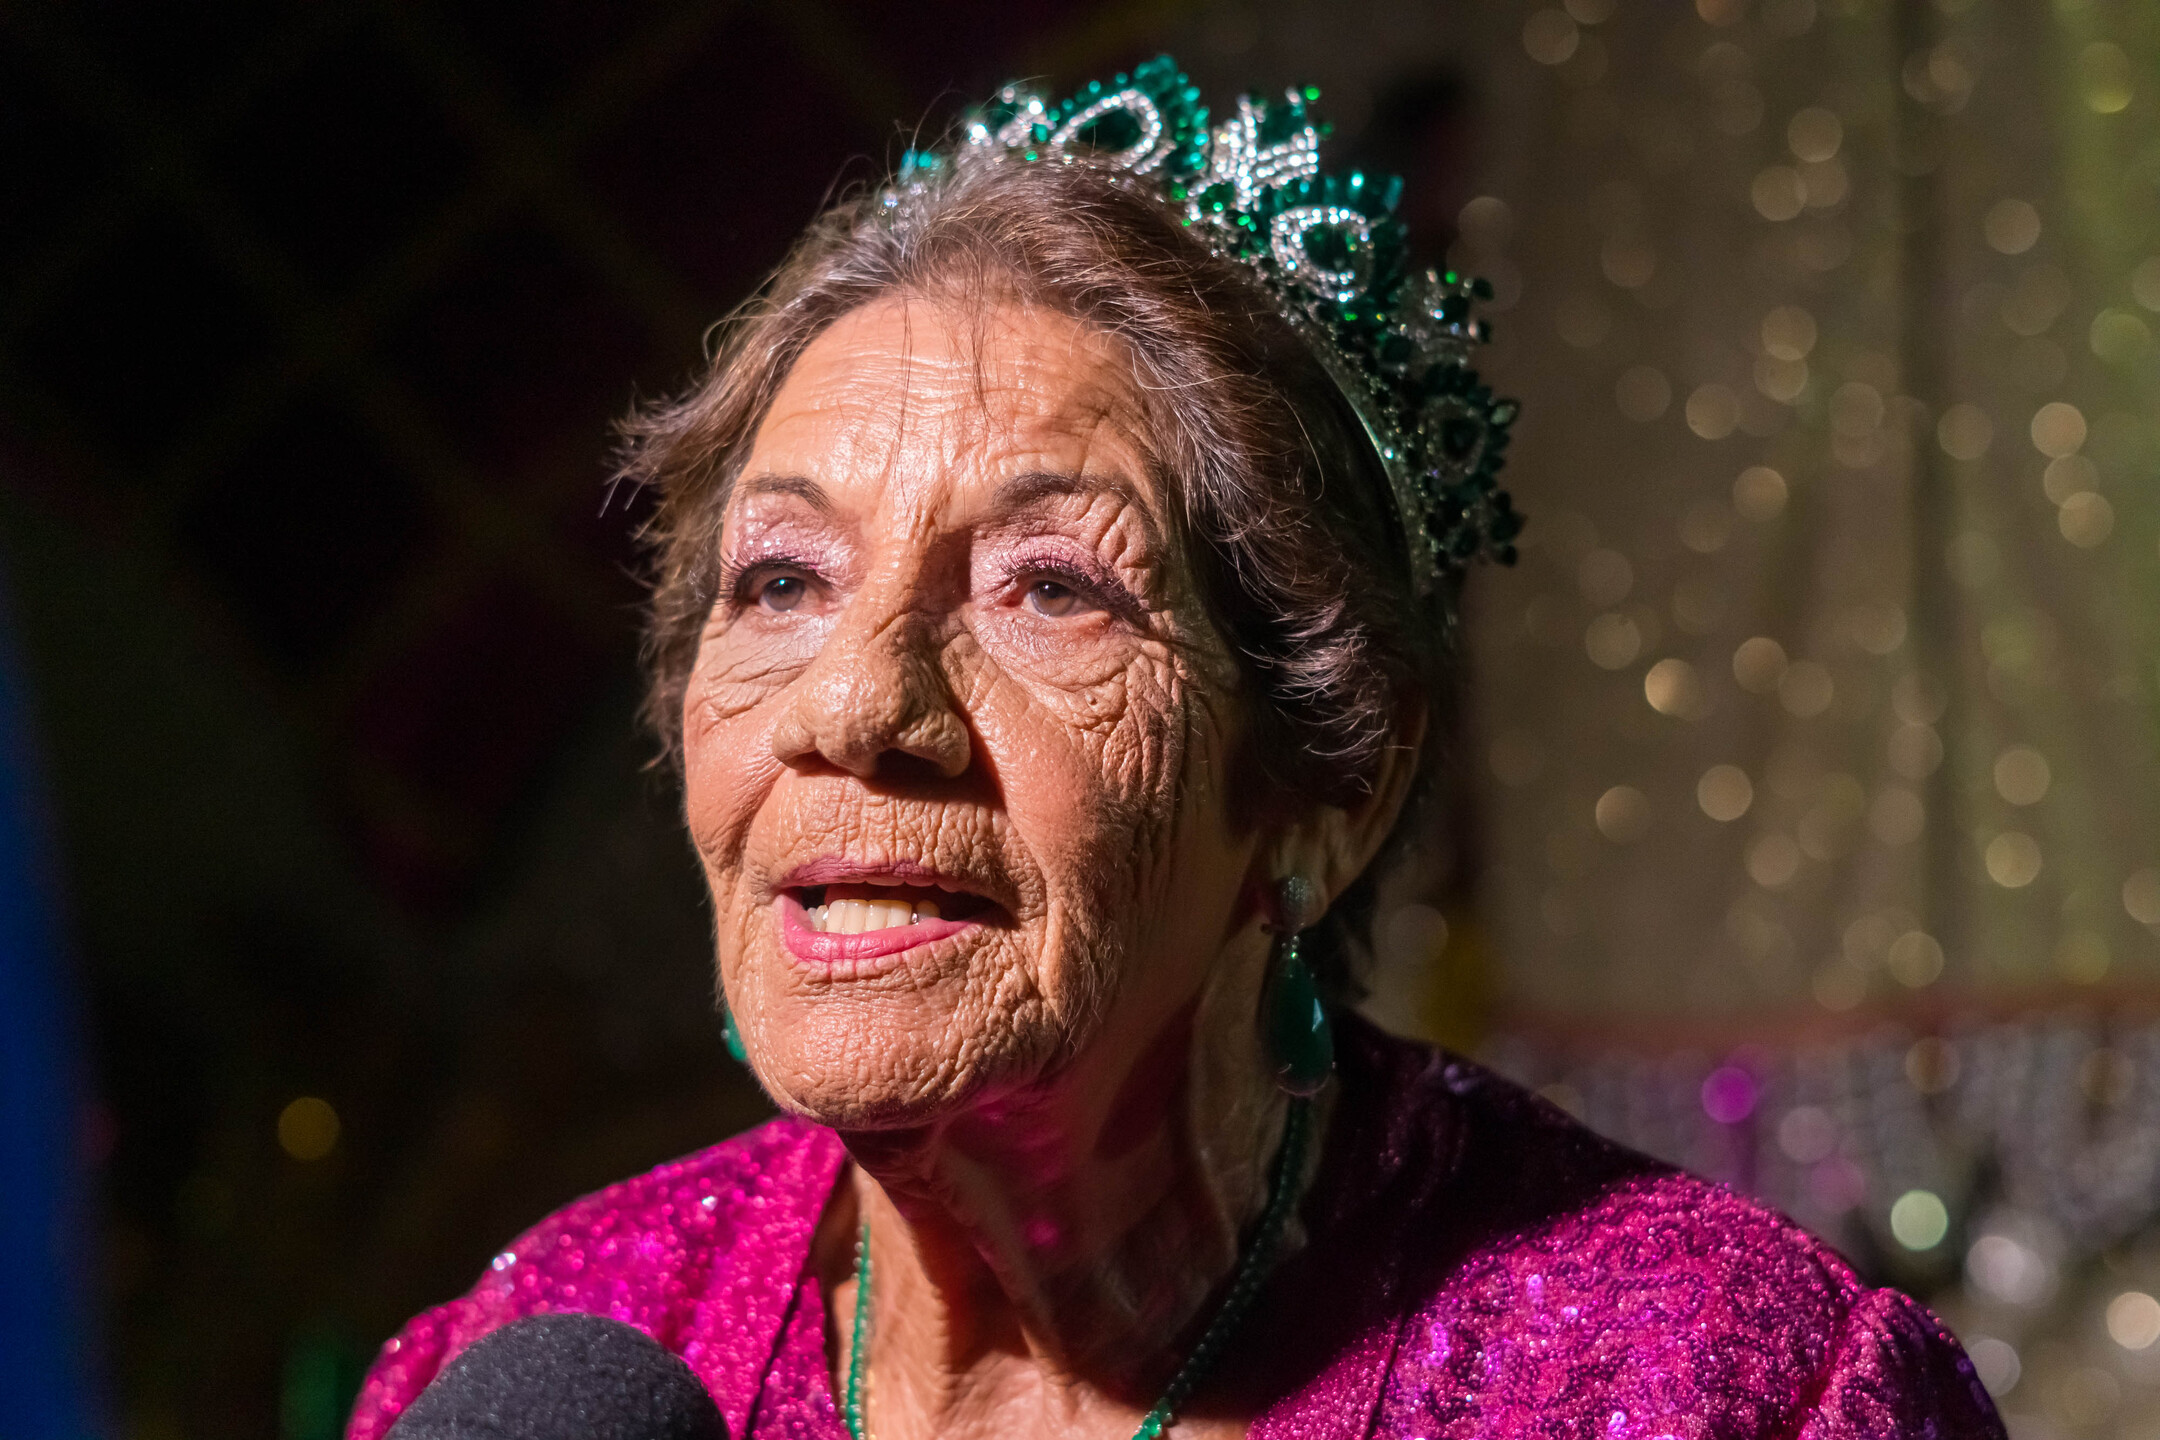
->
xmin=721 ymin=554 xmax=819 ymax=602
xmin=1007 ymin=555 xmax=1142 ymax=619
xmin=1014 ymin=559 xmax=1097 ymax=591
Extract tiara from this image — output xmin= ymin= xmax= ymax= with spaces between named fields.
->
xmin=889 ymin=54 xmax=1522 ymax=595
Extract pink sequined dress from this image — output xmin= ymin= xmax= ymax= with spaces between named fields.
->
xmin=348 ymin=1018 xmax=2004 ymax=1438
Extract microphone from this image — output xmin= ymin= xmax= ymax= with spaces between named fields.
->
xmin=385 ymin=1312 xmax=727 ymax=1440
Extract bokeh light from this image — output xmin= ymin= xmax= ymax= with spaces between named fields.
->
xmin=277 ymin=1097 xmax=341 ymax=1163
xmin=1890 ymin=1190 xmax=1950 ymax=1251
xmin=1697 ymin=765 xmax=1753 ymax=822
xmin=2108 ymin=1291 xmax=2160 ymax=1351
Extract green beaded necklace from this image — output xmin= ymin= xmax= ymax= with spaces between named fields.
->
xmin=842 ymin=1096 xmax=1311 ymax=1440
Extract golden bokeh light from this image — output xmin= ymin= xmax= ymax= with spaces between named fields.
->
xmin=1844 ymin=604 xmax=1907 ymax=656
xmin=1733 ymin=466 xmax=1788 ymax=520
xmin=2090 ymin=308 xmax=2153 ymax=364
xmin=1643 ymin=658 xmax=1705 ymax=719
xmin=1993 ymin=746 xmax=2051 ymax=806
xmin=1686 ymin=384 xmax=1739 ymax=439
xmin=2042 ymin=454 xmax=2097 ymax=503
xmin=1888 ymin=723 xmax=1945 ymax=780
xmin=2123 ymin=868 xmax=2160 ymax=926
xmin=2003 ymin=264 xmax=2072 ymax=335
xmin=1982 ymin=198 xmax=2041 ymax=255
xmin=2133 ymin=257 xmax=2160 ymax=312
xmin=1601 ymin=235 xmax=1657 ymax=288
xmin=2108 ymin=1293 xmax=2160 ymax=1351
xmin=1829 ymin=382 xmax=1883 ymax=438
xmin=1887 ymin=931 xmax=1945 ymax=988
xmin=1985 ymin=832 xmax=2043 ymax=889
xmin=2080 ymin=40 xmax=2133 ymax=113
xmin=1523 ymin=9 xmax=1580 ymax=65
xmin=1595 ymin=785 xmax=1652 ymax=842
xmin=278 ymin=1096 xmax=341 ymax=1162
xmin=2029 ymin=400 xmax=2087 ymax=457
xmin=2058 ymin=492 xmax=2114 ymax=548
xmin=1754 ymin=354 xmax=1808 ymax=402
xmin=1785 ymin=106 xmax=1842 ymax=162
xmin=1761 ymin=305 xmax=1817 ymax=360
xmin=1679 ymin=500 xmax=1734 ymax=553
xmin=1732 ymin=636 xmax=1788 ymax=693
xmin=1697 ymin=764 xmax=1753 ymax=822
xmin=1751 ymin=166 xmax=1805 ymax=222
xmin=1747 ymin=833 xmax=1801 ymax=889
xmin=1585 ymin=613 xmax=1643 ymax=670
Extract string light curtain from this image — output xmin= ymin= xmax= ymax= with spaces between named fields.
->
xmin=1469 ymin=0 xmax=2160 ymax=1033
xmin=1440 ymin=0 xmax=2160 ymax=1429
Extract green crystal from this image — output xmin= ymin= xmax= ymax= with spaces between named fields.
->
xmin=1266 ymin=939 xmax=1333 ymax=1096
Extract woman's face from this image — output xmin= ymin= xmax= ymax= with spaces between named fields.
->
xmin=682 ymin=293 xmax=1262 ymax=1128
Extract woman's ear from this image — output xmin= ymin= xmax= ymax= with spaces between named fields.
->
xmin=1265 ymin=699 xmax=1428 ymax=910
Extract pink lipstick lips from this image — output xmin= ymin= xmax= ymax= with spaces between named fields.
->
xmin=777 ymin=892 xmax=976 ymax=963
xmin=773 ymin=860 xmax=997 ymax=966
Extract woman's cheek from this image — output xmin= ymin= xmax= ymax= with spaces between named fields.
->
xmin=965 ymin=623 xmax=1190 ymax=839
xmin=690 ymin=618 xmax=830 ymax=724
xmin=683 ymin=631 xmax=816 ymax=887
xmin=966 ymin=605 xmax=1147 ymax=703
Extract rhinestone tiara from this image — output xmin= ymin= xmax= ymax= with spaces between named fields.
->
xmin=888 ymin=54 xmax=1522 ymax=595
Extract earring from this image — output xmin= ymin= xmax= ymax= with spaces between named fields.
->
xmin=1264 ymin=875 xmax=1333 ymax=1097
xmin=721 ymin=1003 xmax=749 ymax=1065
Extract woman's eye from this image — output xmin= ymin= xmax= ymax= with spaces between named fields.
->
xmin=1025 ymin=579 xmax=1083 ymax=617
xmin=755 ymin=574 xmax=809 ymax=612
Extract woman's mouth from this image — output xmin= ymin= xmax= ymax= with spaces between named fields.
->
xmin=777 ymin=877 xmax=997 ymax=965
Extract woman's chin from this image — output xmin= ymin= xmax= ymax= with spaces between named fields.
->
xmin=760 ymin=1059 xmax=979 ymax=1132
xmin=739 ymin=1006 xmax=996 ymax=1129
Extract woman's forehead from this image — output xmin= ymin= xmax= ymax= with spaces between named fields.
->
xmin=747 ymin=294 xmax=1155 ymax=485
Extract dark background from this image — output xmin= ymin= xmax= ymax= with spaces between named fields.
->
xmin=4 ymin=4 xmax=1441 ymax=1436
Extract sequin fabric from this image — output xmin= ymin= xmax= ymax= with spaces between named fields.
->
xmin=348 ymin=1018 xmax=2003 ymax=1439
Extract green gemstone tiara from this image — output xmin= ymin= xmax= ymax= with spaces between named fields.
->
xmin=891 ymin=54 xmax=1522 ymax=594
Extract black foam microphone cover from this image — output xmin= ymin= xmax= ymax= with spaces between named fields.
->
xmin=384 ymin=1312 xmax=727 ymax=1440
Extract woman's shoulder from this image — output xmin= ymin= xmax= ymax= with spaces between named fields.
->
xmin=345 ymin=1114 xmax=844 ymax=1440
xmin=1332 ymin=1023 xmax=1868 ymax=1321
xmin=1334 ymin=1027 xmax=2000 ymax=1436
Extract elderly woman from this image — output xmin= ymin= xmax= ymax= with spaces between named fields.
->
xmin=350 ymin=61 xmax=2001 ymax=1440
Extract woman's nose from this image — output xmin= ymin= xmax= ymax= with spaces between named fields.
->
xmin=768 ymin=606 xmax=972 ymax=780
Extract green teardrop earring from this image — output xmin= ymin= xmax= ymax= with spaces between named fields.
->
xmin=1265 ymin=876 xmax=1333 ymax=1097
xmin=721 ymin=1003 xmax=749 ymax=1065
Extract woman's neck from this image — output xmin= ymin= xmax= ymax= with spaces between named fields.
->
xmin=819 ymin=954 xmax=1306 ymax=1440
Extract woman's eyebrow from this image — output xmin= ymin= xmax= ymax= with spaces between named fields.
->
xmin=735 ymin=473 xmax=833 ymax=511
xmin=988 ymin=470 xmax=1161 ymax=545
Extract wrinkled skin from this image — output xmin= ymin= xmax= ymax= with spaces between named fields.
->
xmin=681 ymin=294 xmax=1415 ymax=1440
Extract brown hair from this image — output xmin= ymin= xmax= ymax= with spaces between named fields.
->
xmin=618 ymin=157 xmax=1454 ymax=993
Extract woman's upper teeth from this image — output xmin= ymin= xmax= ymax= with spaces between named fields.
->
xmin=806 ymin=896 xmax=941 ymax=934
